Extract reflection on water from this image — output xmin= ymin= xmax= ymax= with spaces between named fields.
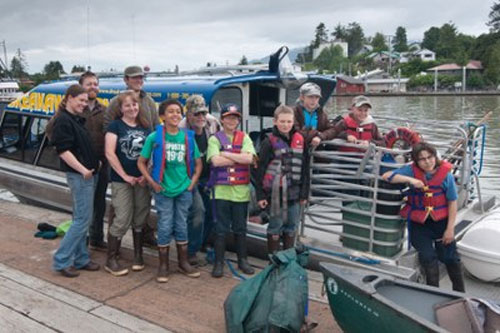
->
xmin=326 ymin=95 xmax=500 ymax=197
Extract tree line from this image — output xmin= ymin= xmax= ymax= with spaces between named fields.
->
xmin=298 ymin=1 xmax=500 ymax=88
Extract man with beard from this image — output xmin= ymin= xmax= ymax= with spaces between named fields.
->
xmin=79 ymin=71 xmax=109 ymax=250
xmin=179 ymin=95 xmax=220 ymax=266
xmin=104 ymin=65 xmax=160 ymax=247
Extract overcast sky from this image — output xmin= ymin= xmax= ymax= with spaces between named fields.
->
xmin=0 ymin=0 xmax=494 ymax=73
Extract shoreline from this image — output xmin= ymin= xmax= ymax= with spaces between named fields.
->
xmin=336 ymin=91 xmax=500 ymax=97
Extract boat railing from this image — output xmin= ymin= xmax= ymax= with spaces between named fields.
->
xmin=300 ymin=118 xmax=479 ymax=260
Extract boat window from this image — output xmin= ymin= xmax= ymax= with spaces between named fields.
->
xmin=210 ymin=87 xmax=242 ymax=119
xmin=0 ymin=112 xmax=55 ymax=166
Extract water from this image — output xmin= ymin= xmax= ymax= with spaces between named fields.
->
xmin=328 ymin=95 xmax=500 ymax=198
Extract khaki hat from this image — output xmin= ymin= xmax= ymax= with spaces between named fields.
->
xmin=352 ymin=95 xmax=372 ymax=108
xmin=300 ymin=82 xmax=322 ymax=97
xmin=185 ymin=94 xmax=209 ymax=114
xmin=124 ymin=65 xmax=144 ymax=77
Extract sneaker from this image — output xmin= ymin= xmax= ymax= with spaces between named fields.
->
xmin=58 ymin=267 xmax=80 ymax=278
xmin=80 ymin=261 xmax=100 ymax=271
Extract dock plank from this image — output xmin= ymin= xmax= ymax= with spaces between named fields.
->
xmin=0 ymin=303 xmax=56 ymax=333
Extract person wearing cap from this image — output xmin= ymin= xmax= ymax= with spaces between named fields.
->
xmin=179 ymin=95 xmax=221 ymax=266
xmin=206 ymin=104 xmax=256 ymax=278
xmin=334 ymin=95 xmax=384 ymax=149
xmin=293 ymin=82 xmax=337 ymax=147
xmin=104 ymin=65 xmax=160 ymax=248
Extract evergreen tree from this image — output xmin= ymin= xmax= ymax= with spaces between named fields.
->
xmin=371 ymin=33 xmax=388 ymax=52
xmin=10 ymin=48 xmax=28 ymax=78
xmin=345 ymin=22 xmax=365 ymax=57
xmin=393 ymin=26 xmax=409 ymax=52
xmin=312 ymin=22 xmax=329 ymax=48
xmin=238 ymin=55 xmax=248 ymax=65
xmin=422 ymin=27 xmax=440 ymax=51
xmin=484 ymin=41 xmax=500 ymax=84
xmin=71 ymin=65 xmax=85 ymax=73
xmin=435 ymin=23 xmax=460 ymax=59
xmin=331 ymin=23 xmax=346 ymax=40
xmin=43 ymin=61 xmax=65 ymax=80
xmin=488 ymin=1 xmax=500 ymax=32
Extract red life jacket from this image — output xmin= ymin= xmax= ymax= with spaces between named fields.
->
xmin=340 ymin=114 xmax=374 ymax=152
xmin=262 ymin=132 xmax=304 ymax=200
xmin=400 ymin=161 xmax=452 ymax=224
xmin=210 ymin=130 xmax=250 ymax=185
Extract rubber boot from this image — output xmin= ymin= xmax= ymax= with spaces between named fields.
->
xmin=446 ymin=262 xmax=466 ymax=292
xmin=157 ymin=246 xmax=169 ymax=283
xmin=267 ymin=234 xmax=280 ymax=255
xmin=235 ymin=234 xmax=255 ymax=275
xmin=282 ymin=233 xmax=296 ymax=250
xmin=177 ymin=243 xmax=200 ymax=278
xmin=104 ymin=235 xmax=128 ymax=276
xmin=423 ymin=262 xmax=440 ymax=287
xmin=211 ymin=235 xmax=225 ymax=278
xmin=142 ymin=222 xmax=157 ymax=249
xmin=132 ymin=231 xmax=145 ymax=271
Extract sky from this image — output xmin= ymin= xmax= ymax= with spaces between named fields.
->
xmin=0 ymin=0 xmax=494 ymax=74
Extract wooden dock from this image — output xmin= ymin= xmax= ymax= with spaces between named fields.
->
xmin=0 ymin=198 xmax=340 ymax=332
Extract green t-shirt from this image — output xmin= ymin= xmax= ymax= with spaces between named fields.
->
xmin=206 ymin=132 xmax=256 ymax=202
xmin=141 ymin=129 xmax=200 ymax=197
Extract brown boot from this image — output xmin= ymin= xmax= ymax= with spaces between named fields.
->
xmin=104 ymin=235 xmax=128 ymax=277
xmin=267 ymin=234 xmax=280 ymax=255
xmin=157 ymin=246 xmax=169 ymax=283
xmin=177 ymin=243 xmax=200 ymax=278
xmin=132 ymin=231 xmax=145 ymax=271
xmin=283 ymin=233 xmax=296 ymax=250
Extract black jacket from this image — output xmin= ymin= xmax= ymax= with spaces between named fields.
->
xmin=52 ymin=110 xmax=99 ymax=173
xmin=255 ymin=126 xmax=310 ymax=202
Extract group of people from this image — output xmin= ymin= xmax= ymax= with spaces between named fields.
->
xmin=47 ymin=66 xmax=465 ymax=292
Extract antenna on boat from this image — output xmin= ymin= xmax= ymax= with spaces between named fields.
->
xmin=86 ymin=0 xmax=90 ymax=68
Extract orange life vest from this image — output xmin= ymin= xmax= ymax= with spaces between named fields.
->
xmin=400 ymin=161 xmax=452 ymax=224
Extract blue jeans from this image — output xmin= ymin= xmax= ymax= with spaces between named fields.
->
xmin=410 ymin=218 xmax=461 ymax=266
xmin=155 ymin=190 xmax=192 ymax=246
xmin=53 ymin=173 xmax=96 ymax=271
xmin=267 ymin=201 xmax=300 ymax=235
xmin=187 ymin=186 xmax=205 ymax=256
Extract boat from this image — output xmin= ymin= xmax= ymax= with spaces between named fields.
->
xmin=0 ymin=46 xmax=498 ymax=287
xmin=319 ymin=262 xmax=500 ymax=333
xmin=0 ymin=79 xmax=23 ymax=112
xmin=457 ymin=208 xmax=500 ymax=282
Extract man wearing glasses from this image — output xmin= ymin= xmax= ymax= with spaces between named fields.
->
xmin=180 ymin=95 xmax=220 ymax=266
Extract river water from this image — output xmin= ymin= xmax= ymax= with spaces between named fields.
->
xmin=327 ymin=95 xmax=500 ymax=198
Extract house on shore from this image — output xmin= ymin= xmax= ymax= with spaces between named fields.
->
xmin=335 ymin=75 xmax=365 ymax=94
xmin=426 ymin=60 xmax=483 ymax=76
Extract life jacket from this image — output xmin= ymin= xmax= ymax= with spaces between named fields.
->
xmin=400 ymin=161 xmax=452 ymax=224
xmin=340 ymin=114 xmax=374 ymax=152
xmin=151 ymin=124 xmax=196 ymax=183
xmin=262 ymin=131 xmax=304 ymax=201
xmin=209 ymin=130 xmax=250 ymax=186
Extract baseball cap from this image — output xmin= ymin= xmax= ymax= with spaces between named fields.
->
xmin=352 ymin=95 xmax=372 ymax=108
xmin=124 ymin=65 xmax=144 ymax=77
xmin=185 ymin=95 xmax=209 ymax=114
xmin=220 ymin=103 xmax=241 ymax=118
xmin=299 ymin=82 xmax=322 ymax=97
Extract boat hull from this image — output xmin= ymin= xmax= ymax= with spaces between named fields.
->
xmin=319 ymin=263 xmax=461 ymax=333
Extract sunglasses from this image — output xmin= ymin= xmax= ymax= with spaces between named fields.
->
xmin=194 ymin=111 xmax=208 ymax=116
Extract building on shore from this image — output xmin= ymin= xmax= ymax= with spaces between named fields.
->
xmin=335 ymin=75 xmax=365 ymax=95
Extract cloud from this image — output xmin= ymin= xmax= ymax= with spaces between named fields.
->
xmin=0 ymin=0 xmax=492 ymax=73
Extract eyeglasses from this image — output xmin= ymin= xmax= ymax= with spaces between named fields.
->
xmin=194 ymin=112 xmax=208 ymax=116
xmin=417 ymin=155 xmax=435 ymax=162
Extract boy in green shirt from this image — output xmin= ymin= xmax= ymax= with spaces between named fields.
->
xmin=138 ymin=99 xmax=202 ymax=283
xmin=207 ymin=104 xmax=256 ymax=278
